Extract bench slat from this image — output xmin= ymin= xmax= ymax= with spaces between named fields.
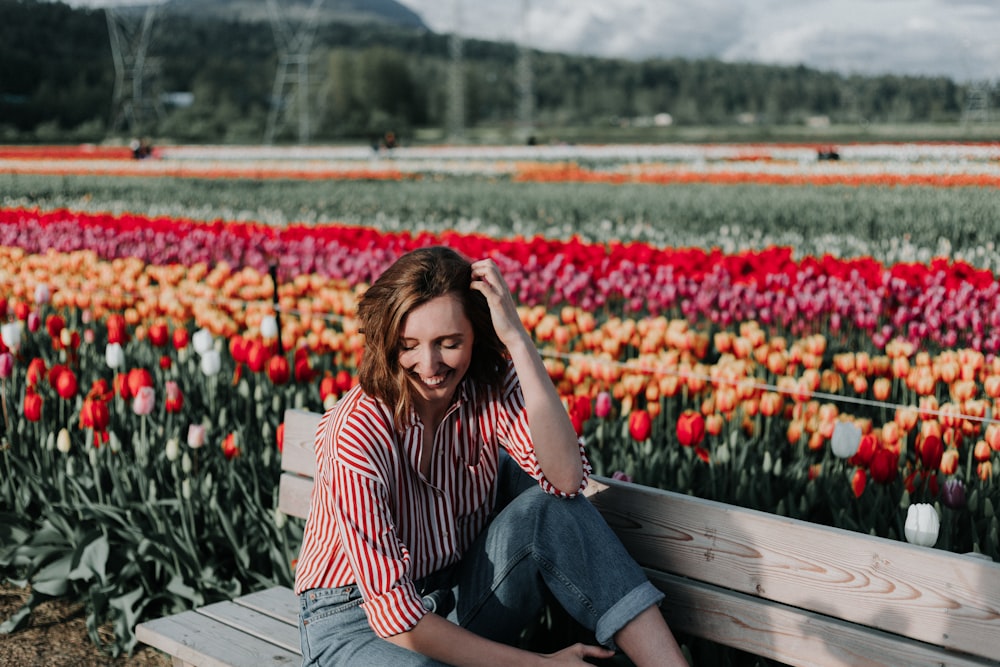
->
xmin=197 ymin=600 xmax=301 ymax=655
xmin=135 ymin=610 xmax=300 ymax=667
xmin=278 ymin=472 xmax=313 ymax=520
xmin=586 ymin=477 xmax=1000 ymax=662
xmin=649 ymin=570 xmax=997 ymax=667
xmin=281 ymin=409 xmax=320 ymax=477
xmin=234 ymin=586 xmax=299 ymax=625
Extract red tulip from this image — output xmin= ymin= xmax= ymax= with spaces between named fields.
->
xmin=127 ymin=368 xmax=154 ymax=398
xmin=46 ymin=314 xmax=65 ymax=341
xmin=320 ymin=373 xmax=338 ymax=402
xmin=80 ymin=397 xmax=110 ymax=432
xmin=106 ymin=313 xmax=128 ymax=344
xmin=221 ymin=432 xmax=240 ymax=460
xmin=165 ymin=380 xmax=184 ymax=413
xmin=172 ymin=327 xmax=189 ymax=350
xmin=23 ymin=389 xmax=42 ymax=422
xmin=267 ymin=355 xmax=290 ymax=385
xmin=869 ymin=447 xmax=899 ymax=484
xmin=276 ymin=422 xmax=285 ymax=454
xmin=247 ymin=339 xmax=269 ymax=373
xmin=26 ymin=357 xmax=46 ymax=387
xmin=676 ymin=409 xmax=706 ymax=447
xmin=919 ymin=435 xmax=943 ymax=471
xmin=55 ymin=368 xmax=78 ymax=399
xmin=148 ymin=321 xmax=169 ymax=347
xmin=851 ymin=468 xmax=867 ymax=498
xmin=628 ymin=409 xmax=652 ymax=441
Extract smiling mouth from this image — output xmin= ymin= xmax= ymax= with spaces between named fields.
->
xmin=413 ymin=369 xmax=452 ymax=388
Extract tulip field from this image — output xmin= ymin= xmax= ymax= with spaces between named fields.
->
xmin=2 ymin=141 xmax=1000 ymax=656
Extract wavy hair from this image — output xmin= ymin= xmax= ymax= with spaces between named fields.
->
xmin=356 ymin=246 xmax=507 ymax=429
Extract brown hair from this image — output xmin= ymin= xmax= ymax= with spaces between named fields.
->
xmin=356 ymin=246 xmax=507 ymax=429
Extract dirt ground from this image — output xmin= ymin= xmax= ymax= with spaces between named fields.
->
xmin=0 ymin=581 xmax=172 ymax=667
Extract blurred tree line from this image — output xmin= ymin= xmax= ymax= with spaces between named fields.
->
xmin=0 ymin=0 xmax=982 ymax=144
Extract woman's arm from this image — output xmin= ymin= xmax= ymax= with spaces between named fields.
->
xmin=387 ymin=612 xmax=612 ymax=666
xmin=470 ymin=259 xmax=584 ymax=494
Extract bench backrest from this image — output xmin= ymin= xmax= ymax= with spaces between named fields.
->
xmin=276 ymin=408 xmax=1000 ymax=666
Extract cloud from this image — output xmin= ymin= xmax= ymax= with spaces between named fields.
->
xmin=400 ymin=0 xmax=1000 ymax=81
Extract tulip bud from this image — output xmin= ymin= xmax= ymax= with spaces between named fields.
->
xmin=56 ymin=427 xmax=72 ymax=454
xmin=27 ymin=311 xmax=40 ymax=333
xmin=0 ymin=322 xmax=21 ymax=351
xmin=165 ymin=437 xmax=181 ymax=462
xmin=260 ymin=315 xmax=279 ymax=340
xmin=830 ymin=420 xmax=862 ymax=458
xmin=34 ymin=283 xmax=51 ymax=305
xmin=904 ymin=503 xmax=940 ymax=547
xmin=941 ymin=478 xmax=966 ymax=509
xmin=182 ymin=478 xmax=192 ymax=500
xmin=200 ymin=349 xmax=221 ymax=376
xmin=273 ymin=508 xmax=287 ymax=530
xmin=132 ymin=386 xmax=156 ymax=415
xmin=187 ymin=423 xmax=206 ymax=449
xmin=192 ymin=328 xmax=214 ymax=356
xmin=105 ymin=342 xmax=125 ymax=369
xmin=595 ymin=391 xmax=612 ymax=419
xmin=0 ymin=352 xmax=13 ymax=379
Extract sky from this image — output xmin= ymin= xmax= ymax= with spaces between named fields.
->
xmin=397 ymin=0 xmax=1000 ymax=83
xmin=62 ymin=0 xmax=1000 ymax=82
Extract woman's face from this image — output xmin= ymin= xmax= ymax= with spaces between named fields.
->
xmin=398 ymin=294 xmax=474 ymax=411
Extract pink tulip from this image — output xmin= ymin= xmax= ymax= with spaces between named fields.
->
xmin=187 ymin=423 xmax=206 ymax=449
xmin=0 ymin=352 xmax=13 ymax=379
xmin=132 ymin=386 xmax=156 ymax=415
xmin=595 ymin=391 xmax=612 ymax=419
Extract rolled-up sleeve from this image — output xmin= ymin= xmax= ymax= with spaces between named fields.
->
xmin=495 ymin=366 xmax=592 ymax=497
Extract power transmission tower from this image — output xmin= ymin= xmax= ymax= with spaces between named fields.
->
xmin=447 ymin=0 xmax=465 ymax=142
xmin=105 ymin=3 xmax=162 ymax=137
xmin=516 ymin=0 xmax=534 ymax=143
xmin=963 ymin=80 xmax=992 ymax=123
xmin=265 ymin=0 xmax=326 ymax=145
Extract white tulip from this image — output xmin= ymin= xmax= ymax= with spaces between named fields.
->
xmin=200 ymin=349 xmax=221 ymax=376
xmin=904 ymin=503 xmax=940 ymax=547
xmin=1 ymin=322 xmax=21 ymax=351
xmin=260 ymin=314 xmax=279 ymax=340
xmin=56 ymin=428 xmax=72 ymax=454
xmin=192 ymin=328 xmax=214 ymax=356
xmin=105 ymin=342 xmax=125 ymax=369
xmin=831 ymin=421 xmax=862 ymax=459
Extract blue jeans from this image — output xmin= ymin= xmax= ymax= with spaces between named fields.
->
xmin=298 ymin=452 xmax=664 ymax=666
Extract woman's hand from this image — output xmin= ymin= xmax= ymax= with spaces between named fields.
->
xmin=469 ymin=258 xmax=526 ymax=348
xmin=538 ymin=643 xmax=616 ymax=665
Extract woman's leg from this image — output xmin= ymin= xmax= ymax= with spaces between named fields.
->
xmin=447 ymin=453 xmax=670 ymax=653
xmin=298 ymin=585 xmax=449 ymax=667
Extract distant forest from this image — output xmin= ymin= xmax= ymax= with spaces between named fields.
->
xmin=0 ymin=0 xmax=989 ymax=144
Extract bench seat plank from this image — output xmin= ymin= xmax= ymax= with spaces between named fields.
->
xmin=135 ymin=609 xmax=300 ymax=667
xmin=649 ymin=570 xmax=997 ymax=667
xmin=197 ymin=600 xmax=301 ymax=655
xmin=586 ymin=477 xmax=1000 ymax=662
xmin=234 ymin=586 xmax=299 ymax=625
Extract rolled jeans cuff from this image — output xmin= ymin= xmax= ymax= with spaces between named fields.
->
xmin=594 ymin=580 xmax=665 ymax=649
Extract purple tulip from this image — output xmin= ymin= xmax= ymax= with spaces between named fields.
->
xmin=941 ymin=478 xmax=966 ymax=510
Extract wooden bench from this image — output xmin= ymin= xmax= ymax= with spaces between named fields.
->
xmin=137 ymin=409 xmax=1000 ymax=666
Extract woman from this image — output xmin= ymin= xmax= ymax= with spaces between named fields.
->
xmin=295 ymin=247 xmax=687 ymax=666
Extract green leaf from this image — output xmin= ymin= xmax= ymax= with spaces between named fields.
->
xmin=0 ymin=597 xmax=37 ymax=635
xmin=31 ymin=554 xmax=73 ymax=597
xmin=68 ymin=533 xmax=110 ymax=585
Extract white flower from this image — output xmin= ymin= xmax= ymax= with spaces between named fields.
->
xmin=165 ymin=437 xmax=181 ymax=462
xmin=192 ymin=328 xmax=214 ymax=356
xmin=105 ymin=342 xmax=125 ymax=369
xmin=260 ymin=314 xmax=279 ymax=340
xmin=904 ymin=503 xmax=940 ymax=547
xmin=1 ymin=322 xmax=21 ymax=351
xmin=56 ymin=428 xmax=72 ymax=454
xmin=200 ymin=349 xmax=221 ymax=377
xmin=831 ymin=421 xmax=862 ymax=459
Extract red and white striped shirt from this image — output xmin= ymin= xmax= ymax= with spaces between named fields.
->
xmin=294 ymin=363 xmax=590 ymax=638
